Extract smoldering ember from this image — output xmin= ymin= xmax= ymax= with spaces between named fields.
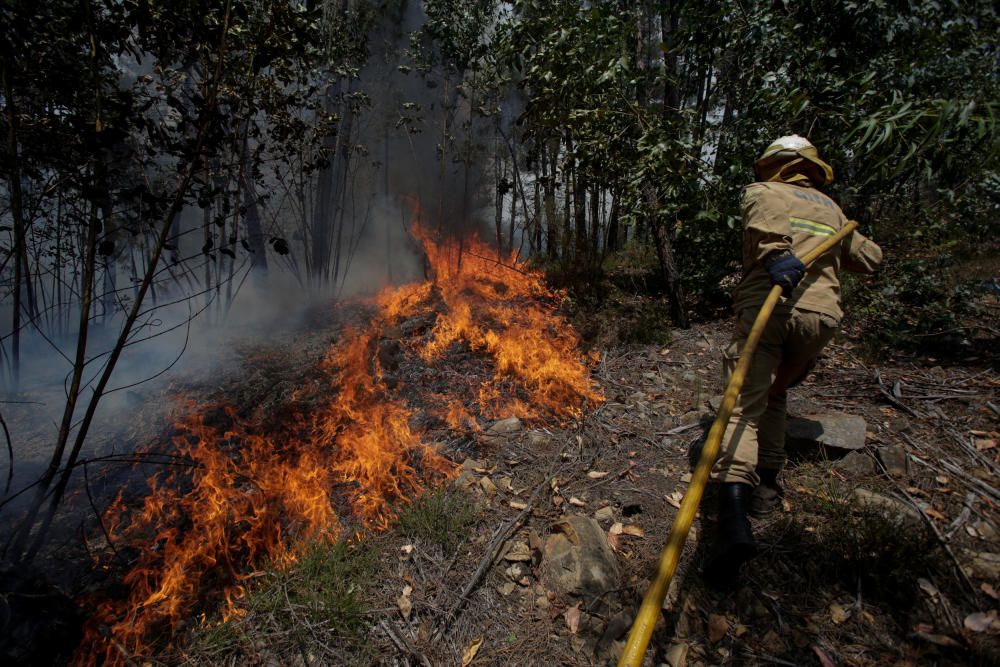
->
xmin=1 ymin=2 xmax=998 ymax=666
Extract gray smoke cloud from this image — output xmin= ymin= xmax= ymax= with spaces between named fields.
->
xmin=0 ymin=0 xmax=507 ymax=517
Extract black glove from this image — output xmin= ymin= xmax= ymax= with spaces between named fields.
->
xmin=767 ymin=253 xmax=806 ymax=297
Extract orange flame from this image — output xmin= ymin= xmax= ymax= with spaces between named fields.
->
xmin=75 ymin=219 xmax=601 ymax=664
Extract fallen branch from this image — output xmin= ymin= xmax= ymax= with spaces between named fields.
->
xmin=879 ymin=460 xmax=979 ymax=602
xmin=379 ymin=618 xmax=432 ymax=667
xmin=433 ymin=462 xmax=558 ymax=639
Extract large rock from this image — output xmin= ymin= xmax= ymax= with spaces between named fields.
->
xmin=786 ymin=413 xmax=867 ymax=455
xmin=541 ymin=515 xmax=621 ymax=601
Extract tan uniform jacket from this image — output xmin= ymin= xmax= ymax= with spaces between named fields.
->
xmin=733 ymin=181 xmax=883 ymax=321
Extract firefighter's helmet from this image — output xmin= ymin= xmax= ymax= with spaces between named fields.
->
xmin=754 ymin=134 xmax=834 ymax=186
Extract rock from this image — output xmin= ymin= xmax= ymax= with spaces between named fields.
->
xmin=786 ymin=413 xmax=867 ymax=454
xmin=596 ymin=611 xmax=632 ymax=652
xmin=973 ymin=520 xmax=999 ymax=543
xmin=760 ymin=629 xmax=785 ymax=654
xmin=505 ymin=563 xmax=530 ymax=582
xmin=540 ymin=516 xmax=622 ymax=602
xmin=399 ymin=315 xmax=431 ymax=336
xmin=503 ymin=541 xmax=533 ymax=562
xmin=969 ymin=552 xmax=1000 ymax=580
xmin=593 ymin=506 xmax=615 ymax=522
xmin=664 ymin=642 xmax=689 ymax=667
xmin=526 ymin=430 xmax=557 ymax=453
xmin=488 ymin=417 xmax=523 ymax=435
xmin=707 ymin=614 xmax=729 ymax=644
xmin=680 ymin=411 xmax=701 ymax=426
xmin=890 ymin=417 xmax=911 ymax=433
xmin=853 ymin=488 xmax=920 ymax=521
xmin=878 ymin=445 xmax=910 ymax=478
xmin=833 ymin=450 xmax=875 ymax=476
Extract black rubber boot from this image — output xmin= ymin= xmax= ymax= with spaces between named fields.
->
xmin=749 ymin=468 xmax=784 ymax=519
xmin=703 ymin=483 xmax=758 ymax=589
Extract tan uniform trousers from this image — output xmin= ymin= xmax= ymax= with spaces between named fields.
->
xmin=711 ymin=307 xmax=839 ymax=486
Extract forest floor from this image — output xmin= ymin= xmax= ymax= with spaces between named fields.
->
xmin=166 ymin=300 xmax=1000 ymax=667
xmin=15 ymin=293 xmax=997 ymax=666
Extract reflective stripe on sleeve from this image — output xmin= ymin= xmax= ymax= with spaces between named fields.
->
xmin=789 ymin=217 xmax=836 ymax=236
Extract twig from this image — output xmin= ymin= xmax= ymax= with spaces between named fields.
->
xmin=656 ymin=423 xmax=702 ymax=436
xmin=82 ymin=460 xmax=121 ymax=561
xmin=900 ymin=432 xmax=925 ymax=454
xmin=379 ymin=618 xmax=432 ymax=667
xmin=945 ymin=493 xmax=977 ymax=541
xmin=938 ymin=459 xmax=1000 ymax=505
xmin=873 ymin=369 xmax=920 ymax=417
xmin=882 ymin=470 xmax=979 ymax=602
xmin=986 ymin=401 xmax=1000 ymax=418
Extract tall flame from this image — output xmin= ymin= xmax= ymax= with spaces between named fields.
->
xmin=75 ymin=219 xmax=601 ymax=664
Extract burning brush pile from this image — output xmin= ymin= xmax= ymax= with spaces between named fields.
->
xmin=76 ymin=223 xmax=602 ymax=664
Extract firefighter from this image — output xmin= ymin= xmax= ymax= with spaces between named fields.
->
xmin=704 ymin=135 xmax=883 ymax=587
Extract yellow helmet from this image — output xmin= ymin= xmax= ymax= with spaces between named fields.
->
xmin=754 ymin=134 xmax=834 ymax=186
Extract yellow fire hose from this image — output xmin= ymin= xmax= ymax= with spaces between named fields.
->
xmin=618 ymin=220 xmax=859 ymax=667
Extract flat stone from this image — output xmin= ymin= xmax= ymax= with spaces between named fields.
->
xmin=664 ymin=642 xmax=689 ymax=667
xmin=833 ymin=450 xmax=875 ymax=476
xmin=787 ymin=413 xmax=867 ymax=453
xmin=540 ymin=515 xmax=621 ymax=601
xmin=878 ymin=445 xmax=910 ymax=478
xmin=488 ymin=417 xmax=523 ymax=435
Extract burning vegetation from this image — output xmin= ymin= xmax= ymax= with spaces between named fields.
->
xmin=76 ymin=221 xmax=602 ymax=664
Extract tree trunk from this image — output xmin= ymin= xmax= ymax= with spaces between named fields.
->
xmin=240 ymin=126 xmax=268 ymax=276
xmin=649 ymin=210 xmax=689 ymax=328
xmin=606 ymin=195 xmax=620 ymax=253
xmin=660 ymin=0 xmax=680 ymax=115
xmin=3 ymin=59 xmax=29 ymax=381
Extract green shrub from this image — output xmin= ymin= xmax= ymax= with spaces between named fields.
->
xmin=848 ymin=255 xmax=984 ymax=355
xmin=397 ymin=488 xmax=478 ymax=550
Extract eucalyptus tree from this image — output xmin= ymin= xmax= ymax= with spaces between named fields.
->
xmin=1 ymin=0 xmax=334 ymax=562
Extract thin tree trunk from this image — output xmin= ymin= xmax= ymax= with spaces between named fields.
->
xmin=11 ymin=3 xmax=236 ymax=561
xmin=240 ymin=125 xmax=268 ymax=276
xmin=647 ymin=186 xmax=689 ymax=328
xmin=606 ymin=195 xmax=620 ymax=253
xmin=3 ymin=59 xmax=28 ymax=382
xmin=543 ymin=140 xmax=558 ymax=258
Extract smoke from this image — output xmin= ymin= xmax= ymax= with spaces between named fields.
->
xmin=0 ymin=0 xmax=510 ymax=525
